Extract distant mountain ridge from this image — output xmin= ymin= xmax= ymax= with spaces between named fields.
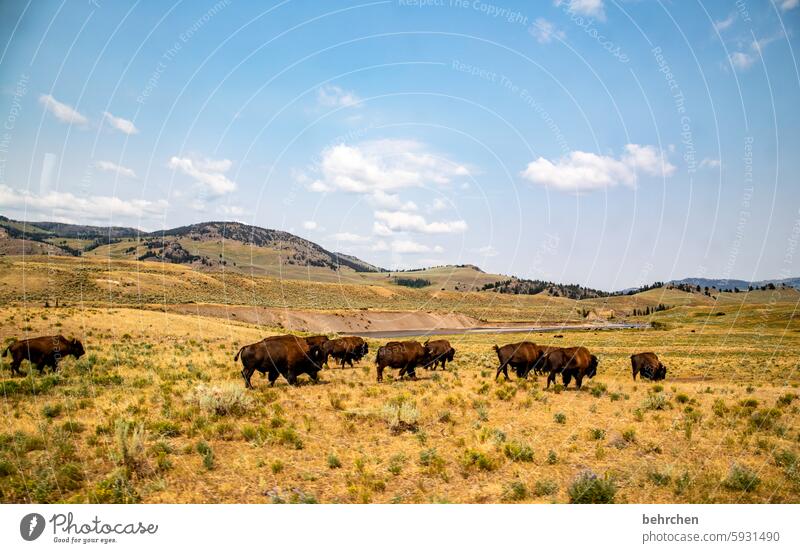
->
xmin=2 ymin=215 xmax=798 ymax=291
xmin=669 ymin=277 xmax=800 ymax=291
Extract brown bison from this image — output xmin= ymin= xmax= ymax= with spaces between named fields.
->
xmin=2 ymin=335 xmax=85 ymax=376
xmin=543 ymin=346 xmax=598 ymax=389
xmin=375 ymin=340 xmax=428 ymax=382
xmin=321 ymin=336 xmax=368 ymax=369
xmin=493 ymin=342 xmax=545 ymax=380
xmin=631 ymin=352 xmax=666 ymax=381
xmin=234 ymin=334 xmax=323 ymax=388
xmin=304 ymin=335 xmax=330 ymax=351
xmin=423 ymin=339 xmax=455 ymax=370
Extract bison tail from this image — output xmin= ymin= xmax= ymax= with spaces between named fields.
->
xmin=233 ymin=346 xmax=245 ymax=362
xmin=1 ymin=345 xmax=8 ymax=358
xmin=493 ymin=344 xmax=499 ymax=352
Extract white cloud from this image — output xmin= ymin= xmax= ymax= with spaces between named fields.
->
xmin=307 ymin=139 xmax=469 ymax=193
xmin=95 ymin=160 xmax=136 ymax=179
xmin=391 ymin=239 xmax=437 ymax=254
xmin=38 ymin=94 xmax=88 ymax=126
xmin=168 ymin=156 xmax=236 ymax=196
xmin=218 ymin=204 xmax=246 ymax=217
xmin=699 ymin=158 xmax=721 ymax=169
xmin=520 ymin=144 xmax=675 ymax=192
xmin=730 ymin=51 xmax=755 ymax=70
xmin=102 ymin=111 xmax=139 ymax=135
xmin=317 ymin=85 xmax=361 ymax=108
xmin=331 ymin=232 xmax=370 ymax=243
xmin=530 ymin=18 xmax=566 ymax=44
xmin=371 ymin=240 xmax=389 ymax=252
xmin=0 ymin=184 xmax=166 ymax=225
xmin=474 ymin=245 xmax=499 ymax=257
xmin=303 ymin=221 xmax=318 ymax=230
xmin=429 ymin=198 xmax=448 ymax=212
xmin=367 ymin=190 xmax=418 ymax=211
xmin=713 ymin=14 xmax=735 ymax=32
xmin=555 ymin=0 xmax=605 ymax=19
xmin=781 ymin=0 xmax=798 ymax=11
xmin=374 ymin=210 xmax=467 ymax=234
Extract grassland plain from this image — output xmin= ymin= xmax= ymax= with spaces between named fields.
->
xmin=0 ymin=291 xmax=799 ymax=504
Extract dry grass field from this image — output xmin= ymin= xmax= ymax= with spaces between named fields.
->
xmin=1 ymin=285 xmax=799 ymax=504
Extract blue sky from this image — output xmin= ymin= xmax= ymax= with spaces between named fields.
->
xmin=0 ymin=0 xmax=798 ymax=290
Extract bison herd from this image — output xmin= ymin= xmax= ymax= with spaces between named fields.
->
xmin=1 ymin=334 xmax=668 ymax=390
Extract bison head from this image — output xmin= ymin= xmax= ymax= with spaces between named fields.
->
xmin=654 ymin=363 xmax=667 ymax=381
xmin=70 ymin=338 xmax=85 ymax=358
xmin=446 ymin=347 xmax=455 ymax=362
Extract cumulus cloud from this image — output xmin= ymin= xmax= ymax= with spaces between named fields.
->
xmin=168 ymin=156 xmax=236 ymax=196
xmin=306 ymin=139 xmax=469 ymax=194
xmin=555 ymin=0 xmax=605 ymax=19
xmin=331 ymin=232 xmax=370 ymax=243
xmin=474 ymin=245 xmax=499 ymax=257
xmin=102 ymin=111 xmax=139 ymax=135
xmin=713 ymin=13 xmax=735 ymax=32
xmin=530 ymin=18 xmax=565 ymax=44
xmin=303 ymin=221 xmax=318 ymax=230
xmin=520 ymin=144 xmax=675 ymax=192
xmin=781 ymin=0 xmax=798 ymax=11
xmin=95 ymin=160 xmax=136 ymax=179
xmin=390 ymin=239 xmax=442 ymax=254
xmin=38 ymin=94 xmax=88 ymax=126
xmin=317 ymin=85 xmax=361 ymax=108
xmin=730 ymin=51 xmax=755 ymax=70
xmin=374 ymin=210 xmax=467 ymax=234
xmin=0 ymin=184 xmax=166 ymax=225
xmin=367 ymin=190 xmax=418 ymax=211
xmin=699 ymin=158 xmax=721 ymax=169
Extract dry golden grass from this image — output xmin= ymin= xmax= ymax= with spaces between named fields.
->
xmin=1 ymin=298 xmax=798 ymax=504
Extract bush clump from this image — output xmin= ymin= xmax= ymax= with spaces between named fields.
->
xmin=381 ymin=399 xmax=419 ymax=434
xmin=187 ymin=383 xmax=253 ymax=416
xmin=568 ymin=470 xmax=616 ymax=503
xmin=723 ymin=464 xmax=760 ymax=492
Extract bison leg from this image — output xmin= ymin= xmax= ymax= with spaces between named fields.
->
xmin=562 ymin=371 xmax=572 ymax=388
xmin=546 ymin=370 xmax=557 ymax=388
xmin=267 ymin=368 xmax=281 ymax=387
xmin=632 ymin=364 xmax=638 ymax=381
xmin=241 ymin=365 xmax=256 ymax=389
xmin=495 ymin=362 xmax=510 ymax=381
xmin=575 ymin=374 xmax=584 ymax=390
xmin=10 ymin=358 xmax=25 ymax=377
xmin=376 ymin=364 xmax=384 ymax=383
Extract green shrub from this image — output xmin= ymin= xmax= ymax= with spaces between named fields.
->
xmin=647 ymin=469 xmax=672 ymax=486
xmin=186 ymin=383 xmax=253 ymax=416
xmin=749 ymin=408 xmax=781 ymax=431
xmin=461 ymin=449 xmax=497 ymax=472
xmin=568 ymin=470 xmax=616 ymax=504
xmin=503 ymin=441 xmax=534 ymax=462
xmin=327 ymin=453 xmax=342 ymax=469
xmin=554 ymin=412 xmax=567 ymax=424
xmin=723 ymin=464 xmax=760 ymax=492
xmin=502 ymin=480 xmax=528 ymax=501
xmin=41 ymin=403 xmax=63 ymax=419
xmin=381 ymin=399 xmax=419 ymax=434
xmin=533 ymin=478 xmax=558 ymax=497
xmin=589 ymin=428 xmax=606 ymax=440
xmin=642 ymin=393 xmax=670 ymax=411
xmin=196 ymin=441 xmax=214 ymax=470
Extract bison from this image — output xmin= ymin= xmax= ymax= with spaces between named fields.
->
xmin=375 ymin=340 xmax=428 ymax=382
xmin=423 ymin=339 xmax=455 ymax=370
xmin=543 ymin=346 xmax=598 ymax=389
xmin=493 ymin=342 xmax=545 ymax=380
xmin=321 ymin=336 xmax=368 ymax=369
xmin=631 ymin=352 xmax=666 ymax=381
xmin=234 ymin=334 xmax=323 ymax=388
xmin=2 ymin=335 xmax=85 ymax=376
xmin=304 ymin=335 xmax=330 ymax=351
